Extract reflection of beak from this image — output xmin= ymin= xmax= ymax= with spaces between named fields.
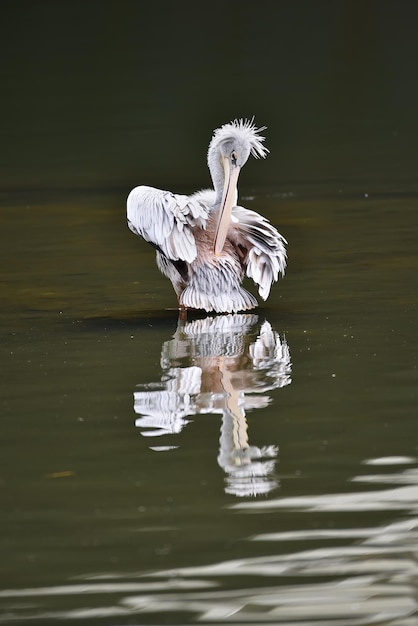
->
xmin=214 ymin=157 xmax=241 ymax=256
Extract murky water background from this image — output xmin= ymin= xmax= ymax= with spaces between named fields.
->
xmin=1 ymin=2 xmax=418 ymax=624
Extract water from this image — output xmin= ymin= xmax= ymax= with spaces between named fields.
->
xmin=1 ymin=2 xmax=418 ymax=624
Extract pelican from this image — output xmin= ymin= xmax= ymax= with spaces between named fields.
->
xmin=127 ymin=119 xmax=287 ymax=313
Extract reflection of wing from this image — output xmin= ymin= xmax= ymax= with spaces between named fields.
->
xmin=134 ymin=366 xmax=202 ymax=436
xmin=127 ymin=185 xmax=208 ymax=263
xmin=229 ymin=205 xmax=287 ymax=300
xmin=249 ymin=321 xmax=292 ymax=389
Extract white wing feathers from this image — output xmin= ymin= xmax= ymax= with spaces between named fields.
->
xmin=127 ymin=185 xmax=208 ymax=264
xmin=231 ymin=205 xmax=287 ymax=301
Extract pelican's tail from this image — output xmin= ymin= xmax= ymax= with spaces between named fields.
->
xmin=180 ymin=256 xmax=258 ymax=313
xmin=180 ymin=284 xmax=258 ymax=314
xmin=179 ymin=256 xmax=259 ymax=314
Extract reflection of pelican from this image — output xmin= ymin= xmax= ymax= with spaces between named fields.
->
xmin=133 ymin=315 xmax=291 ymax=497
xmin=127 ymin=119 xmax=287 ymax=313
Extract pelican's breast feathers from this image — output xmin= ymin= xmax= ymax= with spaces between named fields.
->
xmin=127 ymin=185 xmax=209 ymax=264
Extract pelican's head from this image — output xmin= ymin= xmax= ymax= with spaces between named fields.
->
xmin=209 ymin=118 xmax=269 ymax=167
xmin=208 ymin=119 xmax=269 ymax=255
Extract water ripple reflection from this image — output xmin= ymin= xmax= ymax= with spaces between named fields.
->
xmin=2 ymin=463 xmax=418 ymax=623
xmin=138 ymin=463 xmax=418 ymax=624
xmin=133 ymin=314 xmax=291 ymax=496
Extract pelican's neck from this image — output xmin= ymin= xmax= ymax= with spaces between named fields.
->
xmin=207 ymin=145 xmax=226 ymax=208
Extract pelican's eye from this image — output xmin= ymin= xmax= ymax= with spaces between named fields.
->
xmin=231 ymin=150 xmax=238 ymax=167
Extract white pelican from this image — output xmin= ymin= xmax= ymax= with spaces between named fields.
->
xmin=127 ymin=119 xmax=287 ymax=313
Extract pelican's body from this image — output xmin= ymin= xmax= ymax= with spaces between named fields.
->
xmin=127 ymin=119 xmax=287 ymax=313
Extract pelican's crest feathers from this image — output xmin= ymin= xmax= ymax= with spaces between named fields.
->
xmin=209 ymin=118 xmax=269 ymax=160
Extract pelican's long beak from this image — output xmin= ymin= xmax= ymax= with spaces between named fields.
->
xmin=214 ymin=157 xmax=240 ymax=256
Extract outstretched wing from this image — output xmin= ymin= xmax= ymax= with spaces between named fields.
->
xmin=127 ymin=185 xmax=209 ymax=263
xmin=229 ymin=205 xmax=287 ymax=300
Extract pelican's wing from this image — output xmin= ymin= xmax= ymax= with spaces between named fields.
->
xmin=127 ymin=185 xmax=208 ymax=263
xmin=230 ymin=205 xmax=287 ymax=300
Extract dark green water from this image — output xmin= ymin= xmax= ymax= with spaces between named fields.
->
xmin=1 ymin=2 xmax=418 ymax=624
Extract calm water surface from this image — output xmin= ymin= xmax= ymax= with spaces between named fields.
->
xmin=1 ymin=182 xmax=417 ymax=624
xmin=1 ymin=1 xmax=418 ymax=624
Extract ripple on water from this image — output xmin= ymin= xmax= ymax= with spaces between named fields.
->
xmin=2 ymin=464 xmax=418 ymax=624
